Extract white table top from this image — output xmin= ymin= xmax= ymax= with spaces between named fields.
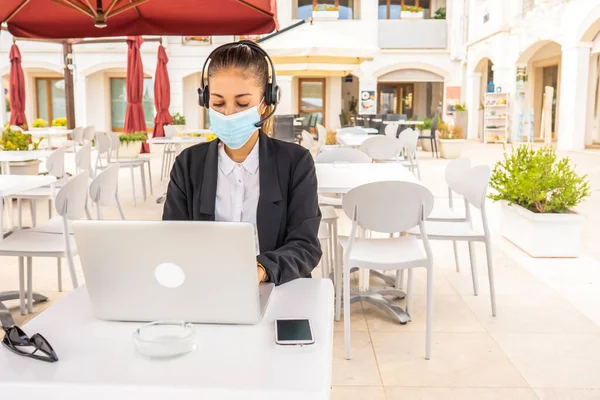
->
xmin=317 ymin=163 xmax=419 ymax=194
xmin=25 ymin=130 xmax=72 ymax=136
xmin=179 ymin=129 xmax=212 ymax=135
xmin=0 ymin=175 xmax=56 ymax=197
xmin=336 ymin=128 xmax=378 ymax=134
xmin=0 ymin=279 xmax=334 ymax=400
xmin=0 ymin=150 xmax=53 ymax=162
xmin=382 ymin=120 xmax=424 ymax=125
xmin=147 ymin=137 xmax=206 ymax=145
xmin=336 ymin=134 xmax=372 ymax=147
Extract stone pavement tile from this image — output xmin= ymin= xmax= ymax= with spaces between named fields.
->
xmin=331 ymin=386 xmax=386 ymax=400
xmin=385 ymin=387 xmax=539 ymax=400
xmin=332 ymin=331 xmax=382 ymax=386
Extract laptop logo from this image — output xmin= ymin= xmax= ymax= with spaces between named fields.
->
xmin=155 ymin=263 xmax=186 ymax=288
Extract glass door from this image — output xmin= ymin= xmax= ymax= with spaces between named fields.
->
xmin=378 ymin=85 xmax=398 ymax=114
xmin=400 ymin=83 xmax=414 ymax=119
xmin=35 ymin=78 xmax=66 ymax=122
xmin=110 ymin=77 xmax=155 ymax=131
xmin=299 ymin=78 xmax=326 ymax=130
xmin=542 ymin=65 xmax=559 ymax=137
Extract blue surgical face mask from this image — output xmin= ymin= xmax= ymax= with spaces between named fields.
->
xmin=209 ymin=102 xmax=262 ymax=149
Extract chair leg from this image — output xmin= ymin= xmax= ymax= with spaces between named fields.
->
xmin=85 ymin=205 xmax=92 ymax=220
xmin=96 ymin=202 xmax=103 ymax=220
xmin=321 ymin=238 xmax=330 ymax=279
xmin=430 ymin=138 xmax=435 ymax=157
xmin=406 ymin=268 xmax=414 ymax=319
xmin=335 ymin=241 xmax=343 ymax=322
xmin=484 ymin=238 xmax=497 ymax=317
xmin=452 ymin=241 xmax=460 ymax=272
xmin=161 ymin=147 xmax=167 ymax=180
xmin=130 ymin=167 xmax=137 ymax=207
xmin=344 ymin=264 xmax=352 ymax=360
xmin=48 ymin=199 xmax=53 ymax=219
xmin=27 ymin=257 xmax=33 ymax=314
xmin=116 ymin=193 xmax=126 ymax=220
xmin=468 ymin=241 xmax=479 ymax=296
xmin=395 ymin=269 xmax=404 ymax=290
xmin=140 ymin=165 xmax=147 ymax=201
xmin=30 ymin=199 xmax=37 ymax=227
xmin=425 ymin=264 xmax=434 ymax=360
xmin=147 ymin=161 xmax=154 ymax=195
xmin=57 ymin=258 xmax=62 ymax=292
xmin=18 ymin=256 xmax=25 ymax=315
xmin=17 ymin=198 xmax=22 ymax=229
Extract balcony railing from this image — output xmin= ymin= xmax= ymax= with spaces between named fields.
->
xmin=378 ymin=19 xmax=448 ymax=49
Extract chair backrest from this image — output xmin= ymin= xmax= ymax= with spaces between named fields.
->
xmin=462 ymin=165 xmax=491 ymax=209
xmin=384 ymin=123 xmax=398 ymax=138
xmin=342 ymin=181 xmax=434 ymax=233
xmin=108 ymin=131 xmax=121 ymax=152
xmin=431 ymin=115 xmax=439 ymax=136
xmin=71 ymin=126 xmax=84 ymax=144
xmin=75 ymin=143 xmax=93 ymax=175
xmin=445 ymin=157 xmax=471 ymax=195
xmin=359 ymin=136 xmax=401 ymax=160
xmin=46 ymin=147 xmax=65 ymax=178
xmin=164 ymin=125 xmax=178 ymax=138
xmin=315 ymin=148 xmax=371 ymax=164
xmin=337 ymin=127 xmax=367 ymax=136
xmin=95 ymin=132 xmax=110 ymax=155
xmin=301 ymin=130 xmax=314 ymax=151
xmin=54 ymin=172 xmax=89 ymax=220
xmin=83 ymin=126 xmax=95 ymax=142
xmin=316 ymin=124 xmax=327 ymax=148
xmin=398 ymin=128 xmax=419 ymax=153
xmin=89 ymin=163 xmax=120 ymax=207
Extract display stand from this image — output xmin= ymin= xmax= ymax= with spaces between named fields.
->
xmin=484 ymin=92 xmax=510 ymax=144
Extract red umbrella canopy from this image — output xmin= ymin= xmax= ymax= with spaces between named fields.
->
xmin=9 ymin=44 xmax=27 ymax=127
xmin=2 ymin=0 xmax=278 ymax=39
xmin=152 ymin=45 xmax=172 ymax=139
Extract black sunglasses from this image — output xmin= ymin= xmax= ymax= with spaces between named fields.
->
xmin=2 ymin=325 xmax=58 ymax=363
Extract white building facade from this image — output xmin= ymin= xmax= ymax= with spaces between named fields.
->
xmin=0 ymin=0 xmax=464 ymax=135
xmin=462 ymin=0 xmax=600 ymax=150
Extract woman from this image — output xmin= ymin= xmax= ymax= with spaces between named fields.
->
xmin=162 ymin=41 xmax=322 ymax=285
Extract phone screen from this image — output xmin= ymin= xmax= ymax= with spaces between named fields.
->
xmin=276 ymin=319 xmax=313 ymax=342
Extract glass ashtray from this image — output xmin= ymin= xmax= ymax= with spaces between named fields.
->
xmin=133 ymin=321 xmax=196 ymax=359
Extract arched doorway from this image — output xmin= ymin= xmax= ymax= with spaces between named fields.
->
xmin=516 ymin=40 xmax=562 ymax=142
xmin=472 ymin=57 xmax=495 ymax=140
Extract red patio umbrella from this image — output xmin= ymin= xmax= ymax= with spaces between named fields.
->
xmin=9 ymin=44 xmax=27 ymax=127
xmin=123 ymin=36 xmax=148 ymax=153
xmin=2 ymin=0 xmax=278 ymax=39
xmin=152 ymin=45 xmax=171 ymax=139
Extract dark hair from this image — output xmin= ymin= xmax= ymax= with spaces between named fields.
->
xmin=207 ymin=42 xmax=269 ymax=94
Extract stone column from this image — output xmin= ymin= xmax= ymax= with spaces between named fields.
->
xmin=558 ymin=43 xmax=593 ymax=151
xmin=275 ymin=76 xmax=293 ymax=116
xmin=585 ymin=54 xmax=598 ymax=146
xmin=466 ymin=72 xmax=482 ymax=140
xmin=73 ymin=72 xmax=87 ymax=128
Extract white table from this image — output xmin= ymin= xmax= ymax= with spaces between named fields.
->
xmin=179 ymin=128 xmax=212 ymax=136
xmin=0 ymin=279 xmax=334 ymax=400
xmin=336 ymin=127 xmax=378 ymax=134
xmin=0 ymin=150 xmax=53 ymax=174
xmin=335 ymin=134 xmax=372 ymax=148
xmin=382 ymin=120 xmax=424 ymax=126
xmin=316 ymin=163 xmax=421 ymax=323
xmin=25 ymin=129 xmax=72 ymax=148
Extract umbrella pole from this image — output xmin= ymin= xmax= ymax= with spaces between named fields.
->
xmin=63 ymin=41 xmax=76 ymax=130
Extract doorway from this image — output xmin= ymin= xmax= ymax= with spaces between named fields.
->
xmin=541 ymin=65 xmax=558 ymax=137
xmin=298 ymin=78 xmax=326 ymax=128
xmin=377 ymin=83 xmax=414 ymax=118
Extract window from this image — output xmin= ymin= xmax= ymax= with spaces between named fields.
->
xmin=299 ymin=78 xmax=326 ymax=128
xmin=378 ymin=0 xmax=431 ymax=19
xmin=110 ymin=77 xmax=154 ymax=131
xmin=36 ymin=78 xmax=66 ymax=122
xmin=377 ymin=83 xmax=414 ymax=119
xmin=297 ymin=0 xmax=355 ymax=20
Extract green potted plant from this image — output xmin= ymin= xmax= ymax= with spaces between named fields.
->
xmin=31 ymin=118 xmax=48 ymax=130
xmin=0 ymin=126 xmax=44 ymax=175
xmin=433 ymin=7 xmax=446 ymax=19
xmin=438 ymin=124 xmax=465 ymax=159
xmin=401 ymin=5 xmax=424 ymax=19
xmin=51 ymin=117 xmax=67 ymax=129
xmin=312 ymin=3 xmax=340 ymax=20
xmin=118 ymin=131 xmax=147 ymax=159
xmin=419 ymin=117 xmax=437 ymax=152
xmin=171 ymin=112 xmax=186 ymax=133
xmin=489 ymin=146 xmax=590 ymax=257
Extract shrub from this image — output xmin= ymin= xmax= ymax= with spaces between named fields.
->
xmin=0 ymin=127 xmax=44 ymax=151
xmin=434 ymin=7 xmax=446 ymax=19
xmin=171 ymin=112 xmax=186 ymax=126
xmin=326 ymin=129 xmax=338 ymax=145
xmin=51 ymin=117 xmax=67 ymax=127
xmin=489 ymin=146 xmax=590 ymax=214
xmin=455 ymin=103 xmax=467 ymax=112
xmin=32 ymin=118 xmax=48 ymax=128
xmin=401 ymin=5 xmax=423 ymax=12
xmin=438 ymin=124 xmax=464 ymax=140
xmin=118 ymin=131 xmax=148 ymax=145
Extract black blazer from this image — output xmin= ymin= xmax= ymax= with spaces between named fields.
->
xmin=162 ymin=132 xmax=322 ymax=285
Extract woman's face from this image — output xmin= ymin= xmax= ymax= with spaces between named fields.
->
xmin=209 ymin=68 xmax=265 ymax=116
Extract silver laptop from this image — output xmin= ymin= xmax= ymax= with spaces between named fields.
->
xmin=72 ymin=220 xmax=274 ymax=324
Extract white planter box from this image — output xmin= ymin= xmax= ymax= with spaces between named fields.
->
xmin=312 ymin=10 xmax=339 ymax=20
xmin=438 ymin=139 xmax=464 ymax=159
xmin=118 ymin=142 xmax=142 ymax=159
xmin=8 ymin=159 xmax=41 ymax=175
xmin=173 ymin=125 xmax=186 ymax=133
xmin=500 ymin=202 xmax=584 ymax=258
xmin=401 ymin=11 xmax=424 ymax=19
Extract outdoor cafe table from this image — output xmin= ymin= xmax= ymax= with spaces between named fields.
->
xmin=25 ymin=129 xmax=72 ymax=148
xmin=0 ymin=279 xmax=334 ymax=400
xmin=0 ymin=150 xmax=53 ymax=175
xmin=335 ymin=134 xmax=372 ymax=148
xmin=336 ymin=127 xmax=378 ymax=134
xmin=179 ymin=128 xmax=212 ymax=135
xmin=382 ymin=120 xmax=425 ymax=126
xmin=316 ymin=162 xmax=422 ymax=323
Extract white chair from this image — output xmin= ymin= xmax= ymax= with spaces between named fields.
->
xmin=108 ymin=131 xmax=153 ymax=201
xmin=89 ymin=163 xmax=125 ymax=220
xmin=301 ymin=130 xmax=314 ymax=152
xmin=82 ymin=126 xmax=96 ymax=145
xmin=337 ymin=127 xmax=367 ymax=136
xmin=75 ymin=142 xmax=93 ymax=176
xmin=408 ymin=165 xmax=497 ymax=317
xmin=339 ymin=181 xmax=435 ymax=359
xmin=0 ymin=172 xmax=88 ymax=313
xmin=161 ymin=125 xmax=178 ymax=180
xmin=13 ymin=147 xmax=66 ymax=228
xmin=65 ymin=126 xmax=84 ymax=153
xmin=397 ymin=128 xmax=421 ymax=179
xmin=319 ymin=205 xmax=338 ymax=282
xmin=384 ymin=123 xmax=399 ymax=139
xmin=359 ymin=135 xmax=402 ymax=161
xmin=316 ymin=124 xmax=339 ymax=153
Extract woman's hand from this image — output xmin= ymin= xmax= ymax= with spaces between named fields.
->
xmin=257 ymin=263 xmax=268 ymax=283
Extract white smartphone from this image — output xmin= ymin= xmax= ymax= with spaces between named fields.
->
xmin=274 ymin=318 xmax=315 ymax=346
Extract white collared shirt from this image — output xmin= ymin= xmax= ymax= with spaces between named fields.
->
xmin=215 ymin=141 xmax=261 ymax=255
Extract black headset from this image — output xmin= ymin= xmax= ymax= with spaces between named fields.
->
xmin=197 ymin=40 xmax=280 ymax=127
